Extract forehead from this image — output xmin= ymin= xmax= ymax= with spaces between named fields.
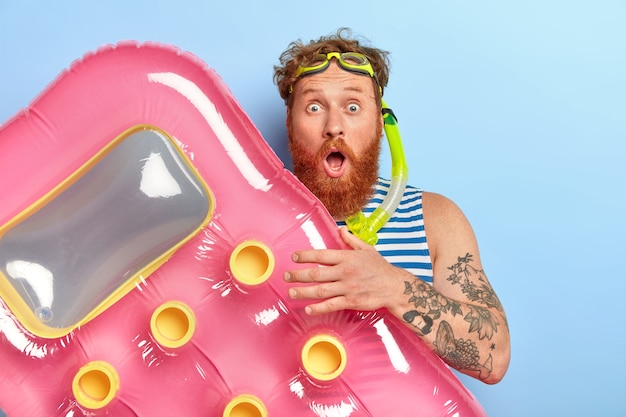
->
xmin=292 ymin=62 xmax=378 ymax=99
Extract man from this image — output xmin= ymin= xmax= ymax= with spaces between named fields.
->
xmin=274 ymin=28 xmax=510 ymax=384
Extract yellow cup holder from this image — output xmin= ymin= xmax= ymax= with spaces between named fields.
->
xmin=150 ymin=301 xmax=196 ymax=349
xmin=72 ymin=361 xmax=120 ymax=410
xmin=229 ymin=240 xmax=275 ymax=286
xmin=301 ymin=334 xmax=347 ymax=382
xmin=223 ymin=394 xmax=268 ymax=417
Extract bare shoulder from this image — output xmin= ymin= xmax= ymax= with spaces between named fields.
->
xmin=421 ymin=191 xmax=476 ymax=240
xmin=421 ymin=191 xmax=481 ymax=282
xmin=421 ymin=191 xmax=464 ymax=220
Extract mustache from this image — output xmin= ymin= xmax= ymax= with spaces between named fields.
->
xmin=317 ymin=137 xmax=357 ymax=160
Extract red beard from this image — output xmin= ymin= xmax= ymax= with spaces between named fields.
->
xmin=289 ymin=136 xmax=381 ymax=220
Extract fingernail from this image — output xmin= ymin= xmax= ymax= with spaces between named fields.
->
xmin=284 ymin=272 xmax=291 ymax=282
xmin=292 ymin=253 xmax=299 ymax=262
xmin=304 ymin=306 xmax=312 ymax=315
xmin=289 ymin=288 xmax=297 ymax=298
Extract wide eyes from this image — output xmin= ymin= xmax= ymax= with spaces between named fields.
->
xmin=307 ymin=103 xmax=321 ymax=113
xmin=306 ymin=103 xmax=361 ymax=113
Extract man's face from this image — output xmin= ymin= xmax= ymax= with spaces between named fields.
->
xmin=287 ymin=62 xmax=383 ymax=220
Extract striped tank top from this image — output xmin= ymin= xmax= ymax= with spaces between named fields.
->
xmin=337 ymin=178 xmax=433 ymax=283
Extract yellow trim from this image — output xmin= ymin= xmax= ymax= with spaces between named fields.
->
xmin=223 ymin=394 xmax=268 ymax=417
xmin=72 ymin=360 xmax=120 ymax=410
xmin=150 ymin=301 xmax=196 ymax=349
xmin=0 ymin=125 xmax=214 ymax=339
xmin=301 ymin=334 xmax=347 ymax=381
xmin=229 ymin=240 xmax=275 ymax=286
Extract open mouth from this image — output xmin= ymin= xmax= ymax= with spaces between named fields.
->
xmin=323 ymin=149 xmax=347 ymax=178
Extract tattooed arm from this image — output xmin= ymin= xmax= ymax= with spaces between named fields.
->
xmin=283 ymin=192 xmax=510 ymax=384
xmin=403 ymin=191 xmax=510 ymax=384
xmin=399 ymin=257 xmax=509 ymax=384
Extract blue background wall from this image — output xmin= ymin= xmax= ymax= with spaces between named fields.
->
xmin=1 ymin=1 xmax=625 ymax=416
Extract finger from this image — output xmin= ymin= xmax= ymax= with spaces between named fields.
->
xmin=339 ymin=226 xmax=372 ymax=250
xmin=302 ymin=297 xmax=348 ymax=315
xmin=284 ymin=265 xmax=334 ymax=284
xmin=290 ymin=248 xmax=348 ymax=266
xmin=288 ymin=281 xmax=341 ymax=300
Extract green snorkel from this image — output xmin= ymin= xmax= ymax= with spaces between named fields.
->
xmin=345 ymin=99 xmax=408 ymax=245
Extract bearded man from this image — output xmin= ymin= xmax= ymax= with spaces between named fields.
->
xmin=273 ymin=28 xmax=510 ymax=384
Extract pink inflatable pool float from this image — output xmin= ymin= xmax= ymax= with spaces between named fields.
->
xmin=0 ymin=42 xmax=486 ymax=416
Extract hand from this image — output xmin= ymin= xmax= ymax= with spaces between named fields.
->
xmin=284 ymin=227 xmax=406 ymax=315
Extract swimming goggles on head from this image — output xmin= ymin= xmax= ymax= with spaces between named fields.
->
xmin=290 ymin=52 xmax=380 ymax=94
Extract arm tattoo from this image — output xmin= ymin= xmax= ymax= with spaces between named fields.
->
xmin=403 ymin=253 xmax=504 ymax=341
xmin=434 ymin=320 xmax=493 ymax=380
xmin=402 ymin=279 xmax=463 ymax=335
xmin=447 ymin=253 xmax=503 ymax=312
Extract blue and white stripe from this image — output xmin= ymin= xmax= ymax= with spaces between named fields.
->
xmin=338 ymin=178 xmax=433 ymax=283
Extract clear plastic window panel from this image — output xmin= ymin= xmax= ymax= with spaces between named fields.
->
xmin=0 ymin=128 xmax=210 ymax=330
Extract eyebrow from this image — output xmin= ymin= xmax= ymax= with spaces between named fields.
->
xmin=300 ymin=85 xmax=368 ymax=96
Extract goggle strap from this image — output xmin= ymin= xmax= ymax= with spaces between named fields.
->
xmin=337 ymin=63 xmax=372 ymax=77
xmin=297 ymin=64 xmax=330 ymax=78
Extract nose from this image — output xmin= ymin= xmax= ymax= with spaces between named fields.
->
xmin=323 ymin=109 xmax=344 ymax=139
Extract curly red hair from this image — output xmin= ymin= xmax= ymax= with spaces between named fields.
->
xmin=273 ymin=28 xmax=391 ymax=107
